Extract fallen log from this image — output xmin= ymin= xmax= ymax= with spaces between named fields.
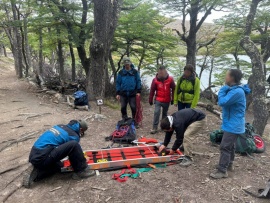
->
xmin=197 ymin=102 xmax=222 ymax=118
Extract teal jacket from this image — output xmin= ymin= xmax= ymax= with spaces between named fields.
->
xmin=218 ymin=84 xmax=251 ymax=134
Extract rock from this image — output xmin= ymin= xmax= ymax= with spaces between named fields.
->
xmin=94 ymin=114 xmax=107 ymax=121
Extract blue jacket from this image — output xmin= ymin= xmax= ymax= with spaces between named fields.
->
xmin=33 ymin=120 xmax=81 ymax=149
xmin=116 ymin=64 xmax=141 ymax=96
xmin=218 ymin=84 xmax=251 ymax=134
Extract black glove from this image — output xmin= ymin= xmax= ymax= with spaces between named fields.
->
xmin=171 ymin=101 xmax=174 ymax=105
xmin=149 ymin=102 xmax=153 ymax=106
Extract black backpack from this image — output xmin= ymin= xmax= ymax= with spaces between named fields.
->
xmin=106 ymin=118 xmax=137 ymax=144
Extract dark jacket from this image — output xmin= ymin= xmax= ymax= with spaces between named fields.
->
xmin=29 ymin=120 xmax=81 ymax=165
xmin=116 ymin=64 xmax=142 ymax=97
xmin=149 ymin=74 xmax=175 ymax=103
xmin=163 ymin=109 xmax=206 ymax=151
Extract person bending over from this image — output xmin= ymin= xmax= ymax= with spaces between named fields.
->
xmin=210 ymin=69 xmax=250 ymax=179
xmin=159 ymin=109 xmax=206 ymax=166
xmin=23 ymin=119 xmax=94 ymax=188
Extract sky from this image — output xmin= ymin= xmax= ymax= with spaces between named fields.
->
xmin=202 ymin=10 xmax=228 ymax=23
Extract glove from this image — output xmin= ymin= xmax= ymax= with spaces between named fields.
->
xmin=171 ymin=101 xmax=174 ymax=105
xmin=149 ymin=102 xmax=153 ymax=106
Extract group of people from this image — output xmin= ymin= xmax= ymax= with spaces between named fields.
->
xmin=23 ymin=57 xmax=250 ymax=189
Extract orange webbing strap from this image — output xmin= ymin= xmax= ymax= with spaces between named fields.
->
xmin=138 ymin=137 xmax=158 ymax=144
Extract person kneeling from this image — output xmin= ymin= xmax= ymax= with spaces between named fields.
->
xmin=23 ymin=119 xmax=94 ymax=188
xmin=159 ymin=109 xmax=206 ymax=166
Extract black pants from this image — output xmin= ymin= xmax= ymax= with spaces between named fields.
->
xmin=120 ymin=95 xmax=136 ymax=119
xmin=217 ymin=131 xmax=238 ymax=173
xmin=30 ymin=141 xmax=87 ymax=180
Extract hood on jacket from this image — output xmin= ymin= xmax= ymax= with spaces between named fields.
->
xmin=230 ymin=84 xmax=251 ymax=95
xmin=67 ymin=120 xmax=80 ymax=134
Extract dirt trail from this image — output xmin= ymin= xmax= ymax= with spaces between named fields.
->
xmin=0 ymin=59 xmax=269 ymax=203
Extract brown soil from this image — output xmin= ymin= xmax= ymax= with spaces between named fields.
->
xmin=0 ymin=58 xmax=269 ymax=203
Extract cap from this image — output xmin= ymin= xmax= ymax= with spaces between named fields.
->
xmin=123 ymin=57 xmax=131 ymax=65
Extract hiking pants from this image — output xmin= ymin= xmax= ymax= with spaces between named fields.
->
xmin=217 ymin=131 xmax=238 ymax=173
xmin=183 ymin=118 xmax=206 ymax=159
xmin=153 ymin=101 xmax=170 ymax=129
xmin=30 ymin=140 xmax=87 ymax=180
xmin=178 ymin=102 xmax=191 ymax=111
xmin=120 ymin=95 xmax=136 ymax=119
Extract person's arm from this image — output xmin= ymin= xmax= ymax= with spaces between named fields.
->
xmin=218 ymin=86 xmax=240 ymax=107
xmin=69 ymin=135 xmax=80 ymax=142
xmin=163 ymin=131 xmax=174 ymax=147
xmin=191 ymin=78 xmax=200 ymax=108
xmin=116 ymin=73 xmax=122 ymax=95
xmin=171 ymin=124 xmax=185 ymax=151
xmin=174 ymin=78 xmax=180 ymax=105
xmin=149 ymin=79 xmax=156 ymax=105
xmin=136 ymin=71 xmax=142 ymax=94
xmin=170 ymin=78 xmax=176 ymax=103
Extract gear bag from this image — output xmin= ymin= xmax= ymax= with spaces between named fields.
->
xmin=73 ymin=91 xmax=88 ymax=106
xmin=106 ymin=118 xmax=137 ymax=144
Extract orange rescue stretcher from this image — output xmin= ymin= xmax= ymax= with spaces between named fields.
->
xmin=61 ymin=145 xmax=183 ymax=172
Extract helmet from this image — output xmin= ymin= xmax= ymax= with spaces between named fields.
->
xmin=78 ymin=119 xmax=88 ymax=132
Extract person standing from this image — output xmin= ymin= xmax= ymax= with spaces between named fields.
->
xmin=210 ymin=69 xmax=250 ymax=179
xmin=174 ymin=64 xmax=200 ymax=110
xmin=149 ymin=66 xmax=175 ymax=134
xmin=159 ymin=109 xmax=206 ymax=166
xmin=116 ymin=57 xmax=141 ymax=121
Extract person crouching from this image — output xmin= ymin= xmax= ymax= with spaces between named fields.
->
xmin=23 ymin=119 xmax=94 ymax=188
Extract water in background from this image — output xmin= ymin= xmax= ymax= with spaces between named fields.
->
xmin=141 ymin=55 xmax=250 ymax=92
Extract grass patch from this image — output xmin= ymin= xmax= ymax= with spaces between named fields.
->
xmin=104 ymin=99 xmax=120 ymax=110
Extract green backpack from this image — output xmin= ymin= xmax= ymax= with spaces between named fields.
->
xmin=235 ymin=134 xmax=257 ymax=154
xmin=210 ymin=124 xmax=257 ymax=154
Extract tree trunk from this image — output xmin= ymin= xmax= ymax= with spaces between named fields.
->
xmin=208 ymin=57 xmax=214 ymax=87
xmin=69 ymin=43 xmax=76 ymax=82
xmin=240 ymin=0 xmax=268 ymax=136
xmin=57 ymin=28 xmax=64 ymax=81
xmin=11 ymin=0 xmax=23 ymax=78
xmin=38 ymin=28 xmax=43 ymax=74
xmin=23 ymin=17 xmax=32 ymax=74
xmin=3 ymin=45 xmax=7 ymax=57
xmin=88 ymin=0 xmax=122 ymax=99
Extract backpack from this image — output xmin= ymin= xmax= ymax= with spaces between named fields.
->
xmin=209 ymin=123 xmax=257 ymax=154
xmin=73 ymin=91 xmax=88 ymax=106
xmin=177 ymin=76 xmax=197 ymax=95
xmin=106 ymin=118 xmax=137 ymax=144
xmin=235 ymin=134 xmax=257 ymax=154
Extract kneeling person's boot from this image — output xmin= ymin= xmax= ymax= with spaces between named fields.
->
xmin=180 ymin=156 xmax=193 ymax=167
xmin=210 ymin=169 xmax=228 ymax=179
xmin=23 ymin=165 xmax=38 ymax=189
xmin=72 ymin=166 xmax=95 ymax=180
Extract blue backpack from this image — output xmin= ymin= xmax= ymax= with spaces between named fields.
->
xmin=73 ymin=91 xmax=88 ymax=106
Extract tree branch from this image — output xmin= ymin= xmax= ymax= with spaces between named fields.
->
xmin=195 ymin=3 xmax=215 ymax=33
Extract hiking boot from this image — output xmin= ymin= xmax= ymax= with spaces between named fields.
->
xmin=23 ymin=165 xmax=38 ymax=189
xmin=180 ymin=156 xmax=193 ymax=167
xmin=150 ymin=128 xmax=158 ymax=134
xmin=72 ymin=167 xmax=95 ymax=180
xmin=135 ymin=123 xmax=140 ymax=129
xmin=210 ymin=169 xmax=228 ymax=179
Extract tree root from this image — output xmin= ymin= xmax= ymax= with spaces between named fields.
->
xmin=0 ymin=130 xmax=40 ymax=152
xmin=197 ymin=102 xmax=222 ymax=118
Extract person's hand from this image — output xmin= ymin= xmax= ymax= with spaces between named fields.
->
xmin=85 ymin=155 xmax=90 ymax=162
xmin=149 ymin=101 xmax=153 ymax=106
xmin=171 ymin=101 xmax=174 ymax=105
xmin=136 ymin=93 xmax=141 ymax=96
xmin=169 ymin=149 xmax=175 ymax=155
xmin=174 ymin=104 xmax=177 ymax=107
xmin=116 ymin=95 xmax=120 ymax=100
xmin=158 ymin=145 xmax=166 ymax=153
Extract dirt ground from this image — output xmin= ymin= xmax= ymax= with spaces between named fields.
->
xmin=0 ymin=58 xmax=270 ymax=203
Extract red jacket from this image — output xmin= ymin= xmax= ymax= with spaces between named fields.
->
xmin=149 ymin=74 xmax=175 ymax=103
